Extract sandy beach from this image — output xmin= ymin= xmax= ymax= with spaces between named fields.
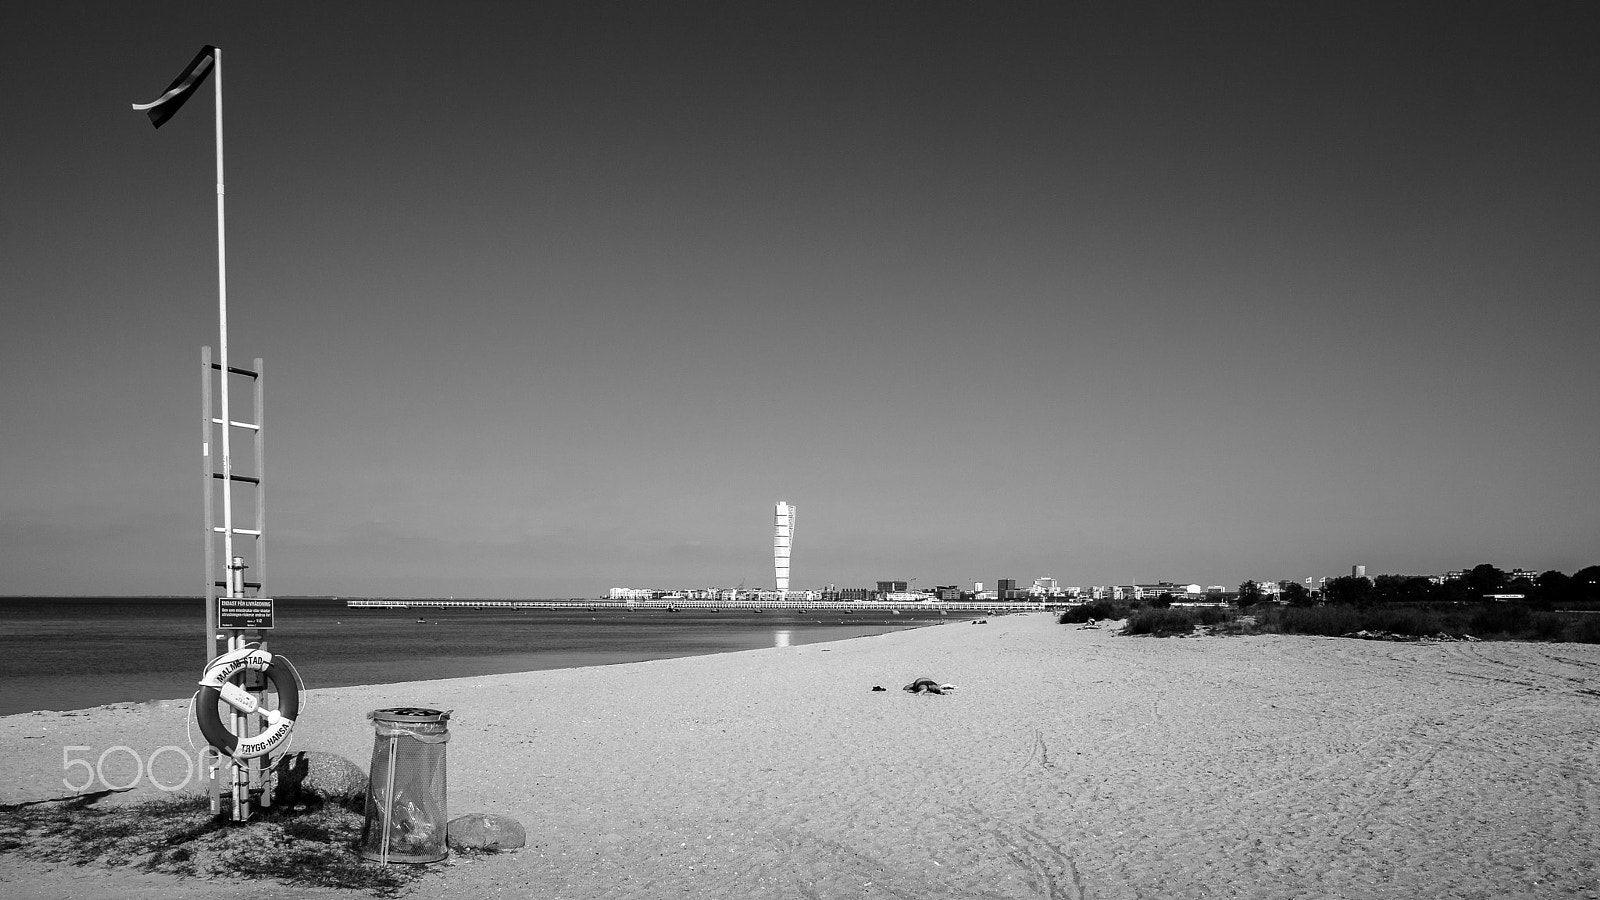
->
xmin=3 ymin=612 xmax=1598 ymax=899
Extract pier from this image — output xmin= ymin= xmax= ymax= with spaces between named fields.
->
xmin=345 ymin=598 xmax=1060 ymax=613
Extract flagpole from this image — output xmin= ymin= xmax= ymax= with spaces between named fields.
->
xmin=212 ymin=47 xmax=250 ymax=825
xmin=214 ymin=47 xmax=234 ymax=602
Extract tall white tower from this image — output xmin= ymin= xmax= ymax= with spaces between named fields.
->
xmin=774 ymin=500 xmax=796 ymax=590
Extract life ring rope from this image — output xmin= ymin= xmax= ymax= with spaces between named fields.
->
xmin=195 ymin=646 xmax=301 ymax=761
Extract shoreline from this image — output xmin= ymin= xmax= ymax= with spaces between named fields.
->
xmin=5 ymin=612 xmax=1599 ymax=899
xmin=0 ymin=615 xmax=988 ymax=806
xmin=0 ymin=600 xmax=961 ymax=717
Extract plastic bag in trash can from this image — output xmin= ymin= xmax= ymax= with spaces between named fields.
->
xmin=361 ymin=708 xmax=451 ymax=863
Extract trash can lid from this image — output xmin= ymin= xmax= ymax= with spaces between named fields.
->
xmin=368 ymin=707 xmax=451 ymax=723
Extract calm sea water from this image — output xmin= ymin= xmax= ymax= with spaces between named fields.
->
xmin=0 ymin=597 xmax=958 ymax=715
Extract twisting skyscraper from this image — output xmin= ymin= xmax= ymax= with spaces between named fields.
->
xmin=774 ymin=501 xmax=797 ymax=590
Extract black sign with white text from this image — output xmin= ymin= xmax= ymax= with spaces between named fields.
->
xmin=219 ymin=597 xmax=275 ymax=629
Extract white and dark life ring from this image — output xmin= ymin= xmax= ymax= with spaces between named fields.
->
xmin=196 ymin=646 xmax=301 ymax=761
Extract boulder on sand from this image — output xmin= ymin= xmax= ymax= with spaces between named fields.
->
xmin=270 ymin=750 xmax=367 ymax=809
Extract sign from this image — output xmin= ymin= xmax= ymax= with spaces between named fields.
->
xmin=1485 ymin=593 xmax=1527 ymax=600
xmin=218 ymin=597 xmax=275 ymax=629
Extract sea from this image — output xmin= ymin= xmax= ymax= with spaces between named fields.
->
xmin=0 ymin=597 xmax=961 ymax=716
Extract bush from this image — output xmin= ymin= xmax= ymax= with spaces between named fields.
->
xmin=1058 ymin=599 xmax=1129 ymax=624
xmin=1075 ymin=598 xmax=1599 ymax=645
xmin=1122 ymin=607 xmax=1231 ymax=637
xmin=1471 ymin=603 xmax=1531 ymax=637
xmin=1363 ymin=607 xmax=1453 ymax=638
xmin=1570 ymin=616 xmax=1600 ymax=644
xmin=1256 ymin=602 xmax=1600 ymax=643
xmin=1261 ymin=605 xmax=1364 ymax=637
xmin=1123 ymin=609 xmax=1192 ymax=636
xmin=1530 ymin=612 xmax=1569 ymax=641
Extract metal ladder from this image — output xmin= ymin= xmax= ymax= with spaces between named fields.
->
xmin=200 ymin=347 xmax=268 ymax=818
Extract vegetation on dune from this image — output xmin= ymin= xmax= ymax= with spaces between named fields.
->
xmin=1250 ymin=603 xmax=1600 ymax=643
xmin=1056 ymin=599 xmax=1133 ymax=623
xmin=1122 ymin=607 xmax=1232 ymax=637
xmin=1058 ymin=562 xmax=1600 ymax=643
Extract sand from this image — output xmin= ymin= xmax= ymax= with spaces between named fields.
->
xmin=3 ymin=612 xmax=1598 ymax=899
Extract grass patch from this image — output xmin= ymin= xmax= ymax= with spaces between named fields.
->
xmin=1252 ymin=604 xmax=1600 ymax=643
xmin=1061 ymin=600 xmax=1600 ymax=644
xmin=0 ymin=793 xmax=419 ymax=896
xmin=1573 ymin=616 xmax=1600 ymax=644
xmin=1123 ymin=607 xmax=1232 ymax=637
xmin=1058 ymin=599 xmax=1132 ymax=624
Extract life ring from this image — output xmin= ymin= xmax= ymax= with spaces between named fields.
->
xmin=196 ymin=646 xmax=301 ymax=761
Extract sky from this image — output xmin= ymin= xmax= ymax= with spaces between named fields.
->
xmin=2 ymin=2 xmax=1597 ymax=598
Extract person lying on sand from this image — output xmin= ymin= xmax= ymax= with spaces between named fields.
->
xmin=903 ymin=678 xmax=953 ymax=694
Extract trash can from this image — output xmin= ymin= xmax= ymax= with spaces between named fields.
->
xmin=360 ymin=708 xmax=451 ymax=864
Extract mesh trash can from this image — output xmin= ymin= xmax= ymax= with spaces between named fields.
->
xmin=360 ymin=708 xmax=450 ymax=864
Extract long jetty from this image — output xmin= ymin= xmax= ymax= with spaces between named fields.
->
xmin=345 ymin=598 xmax=1059 ymax=613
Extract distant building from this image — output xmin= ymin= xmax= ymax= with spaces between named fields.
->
xmin=1353 ymin=565 xmax=1367 ymax=578
xmin=1131 ymin=582 xmax=1201 ymax=600
xmin=876 ymin=581 xmax=909 ymax=597
xmin=997 ymin=578 xmax=1028 ymax=601
xmin=774 ymin=501 xmax=796 ymax=590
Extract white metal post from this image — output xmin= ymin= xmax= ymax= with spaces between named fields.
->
xmin=214 ymin=48 xmax=234 ymax=602
xmin=208 ymin=48 xmax=249 ymax=823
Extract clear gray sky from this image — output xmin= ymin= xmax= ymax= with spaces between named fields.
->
xmin=3 ymin=2 xmax=1596 ymax=598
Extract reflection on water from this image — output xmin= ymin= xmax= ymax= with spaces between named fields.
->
xmin=773 ymin=629 xmax=792 ymax=648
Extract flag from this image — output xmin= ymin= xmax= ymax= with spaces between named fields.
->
xmin=132 ymin=45 xmax=217 ymax=128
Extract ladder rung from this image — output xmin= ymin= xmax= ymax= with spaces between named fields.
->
xmin=210 ymin=363 xmax=259 ymax=378
xmin=214 ymin=581 xmax=263 ymax=589
xmin=213 ymin=527 xmax=262 ymax=536
xmin=211 ymin=418 xmax=261 ymax=431
xmin=212 ymin=473 xmax=261 ymax=485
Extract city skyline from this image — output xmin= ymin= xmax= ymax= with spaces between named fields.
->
xmin=2 ymin=4 xmax=1597 ymax=598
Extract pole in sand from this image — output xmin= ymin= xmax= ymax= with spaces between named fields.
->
xmin=134 ymin=45 xmax=258 ymax=823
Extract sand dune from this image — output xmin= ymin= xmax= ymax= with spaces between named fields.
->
xmin=4 ymin=613 xmax=1598 ymax=898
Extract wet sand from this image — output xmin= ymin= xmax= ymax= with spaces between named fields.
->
xmin=4 ymin=612 xmax=1598 ymax=899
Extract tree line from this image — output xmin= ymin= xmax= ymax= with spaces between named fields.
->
xmin=1242 ymin=564 xmax=1600 ymax=609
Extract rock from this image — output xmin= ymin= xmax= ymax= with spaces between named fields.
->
xmin=270 ymin=750 xmax=367 ymax=809
xmin=447 ymin=812 xmax=526 ymax=851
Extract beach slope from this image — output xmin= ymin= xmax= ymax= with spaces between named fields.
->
xmin=4 ymin=612 xmax=1598 ymax=898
